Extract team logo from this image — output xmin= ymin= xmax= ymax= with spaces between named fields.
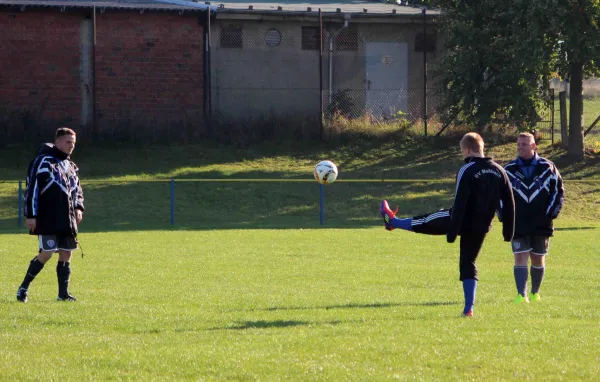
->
xmin=513 ymin=241 xmax=520 ymax=250
xmin=47 ymin=239 xmax=55 ymax=247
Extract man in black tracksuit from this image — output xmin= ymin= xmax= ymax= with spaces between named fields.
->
xmin=380 ymin=132 xmax=515 ymax=317
xmin=17 ymin=127 xmax=84 ymax=303
xmin=505 ymin=132 xmax=564 ymax=303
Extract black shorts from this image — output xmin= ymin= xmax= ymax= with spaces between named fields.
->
xmin=38 ymin=235 xmax=78 ymax=252
xmin=511 ymin=236 xmax=549 ymax=256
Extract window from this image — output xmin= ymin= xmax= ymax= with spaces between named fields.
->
xmin=220 ymin=26 xmax=242 ymax=48
xmin=335 ymin=29 xmax=358 ymax=51
xmin=265 ymin=29 xmax=282 ymax=47
xmin=415 ymin=31 xmax=436 ymax=52
xmin=302 ymin=26 xmax=320 ymax=50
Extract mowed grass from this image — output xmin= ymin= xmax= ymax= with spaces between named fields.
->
xmin=0 ymin=138 xmax=599 ymax=231
xmin=1 ymin=226 xmax=599 ymax=380
xmin=0 ymin=138 xmax=599 ymax=379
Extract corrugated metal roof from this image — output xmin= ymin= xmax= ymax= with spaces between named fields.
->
xmin=211 ymin=0 xmax=440 ymax=15
xmin=0 ymin=0 xmax=213 ymax=11
xmin=0 ymin=0 xmax=439 ymax=14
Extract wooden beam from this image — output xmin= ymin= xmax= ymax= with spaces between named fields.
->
xmin=584 ymin=114 xmax=600 ymax=137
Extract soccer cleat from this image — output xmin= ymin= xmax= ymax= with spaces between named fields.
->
xmin=529 ymin=292 xmax=541 ymax=302
xmin=513 ymin=294 xmax=529 ymax=304
xmin=16 ymin=287 xmax=28 ymax=303
xmin=380 ymin=200 xmax=399 ymax=231
xmin=462 ymin=310 xmax=474 ymax=317
xmin=57 ymin=294 xmax=77 ymax=302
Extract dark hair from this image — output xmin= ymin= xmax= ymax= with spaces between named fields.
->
xmin=55 ymin=127 xmax=76 ymax=140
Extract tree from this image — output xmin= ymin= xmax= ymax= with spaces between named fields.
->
xmin=435 ymin=0 xmax=552 ymax=129
xmin=436 ymin=0 xmax=600 ymax=159
xmin=537 ymin=0 xmax=600 ymax=159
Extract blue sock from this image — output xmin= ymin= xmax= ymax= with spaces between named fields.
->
xmin=514 ymin=266 xmax=528 ymax=296
xmin=530 ymin=266 xmax=545 ymax=294
xmin=462 ymin=279 xmax=477 ymax=314
xmin=390 ymin=217 xmax=413 ymax=231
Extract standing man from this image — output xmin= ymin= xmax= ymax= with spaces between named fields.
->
xmin=17 ymin=127 xmax=85 ymax=303
xmin=380 ymin=132 xmax=515 ymax=317
xmin=505 ymin=133 xmax=564 ymax=303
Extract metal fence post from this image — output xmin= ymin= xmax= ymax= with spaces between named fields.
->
xmin=319 ymin=184 xmax=325 ymax=225
xmin=206 ymin=9 xmax=212 ymax=137
xmin=319 ymin=8 xmax=324 ymax=141
xmin=170 ymin=179 xmax=175 ymax=225
xmin=422 ymin=8 xmax=428 ymax=136
xmin=551 ymin=88 xmax=555 ymax=145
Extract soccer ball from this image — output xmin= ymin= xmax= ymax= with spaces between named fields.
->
xmin=314 ymin=160 xmax=338 ymax=184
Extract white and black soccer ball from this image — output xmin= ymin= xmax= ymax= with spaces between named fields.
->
xmin=314 ymin=160 xmax=338 ymax=184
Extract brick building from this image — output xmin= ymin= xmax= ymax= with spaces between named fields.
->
xmin=1 ymin=0 xmax=441 ymax=142
xmin=0 ymin=0 xmax=212 ymax=142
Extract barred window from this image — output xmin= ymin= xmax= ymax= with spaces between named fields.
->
xmin=301 ymin=26 xmax=319 ymax=50
xmin=336 ymin=29 xmax=358 ymax=51
xmin=220 ymin=26 xmax=242 ymax=49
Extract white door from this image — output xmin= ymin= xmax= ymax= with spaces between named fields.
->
xmin=365 ymin=42 xmax=408 ymax=119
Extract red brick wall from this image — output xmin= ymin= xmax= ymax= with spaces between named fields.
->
xmin=0 ymin=10 xmax=81 ymax=138
xmin=95 ymin=11 xmax=205 ymax=139
xmin=0 ymin=9 xmax=205 ymax=142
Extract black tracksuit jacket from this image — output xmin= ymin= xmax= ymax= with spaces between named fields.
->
xmin=447 ymin=156 xmax=515 ymax=243
xmin=504 ymin=154 xmax=564 ymax=237
xmin=24 ymin=144 xmax=85 ymax=237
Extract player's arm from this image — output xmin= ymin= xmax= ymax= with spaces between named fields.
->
xmin=447 ymin=169 xmax=472 ymax=243
xmin=72 ymin=164 xmax=85 ymax=213
xmin=496 ymin=164 xmax=512 ymax=222
xmin=546 ymin=165 xmax=564 ymax=219
xmin=500 ymin=170 xmax=515 ymax=242
xmin=71 ymin=164 xmax=84 ymax=224
xmin=24 ymin=157 xmax=51 ymax=232
xmin=24 ymin=157 xmax=50 ymax=219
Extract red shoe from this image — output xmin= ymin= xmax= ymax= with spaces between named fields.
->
xmin=380 ymin=200 xmax=398 ymax=231
xmin=462 ymin=310 xmax=474 ymax=317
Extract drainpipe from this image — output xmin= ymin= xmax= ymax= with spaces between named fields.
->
xmin=92 ymin=5 xmax=97 ymax=138
xmin=328 ymin=15 xmax=349 ymax=105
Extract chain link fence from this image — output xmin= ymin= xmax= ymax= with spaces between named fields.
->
xmin=2 ymin=5 xmax=597 ymax=146
xmin=210 ymin=15 xmax=442 ymax=142
xmin=210 ymin=20 xmax=322 ymax=141
xmin=322 ymin=23 xmax=443 ymax=135
xmin=545 ymin=78 xmax=600 ymax=147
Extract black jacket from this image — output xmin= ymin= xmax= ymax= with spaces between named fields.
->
xmin=447 ymin=157 xmax=515 ymax=243
xmin=24 ymin=144 xmax=85 ymax=237
xmin=504 ymin=154 xmax=564 ymax=237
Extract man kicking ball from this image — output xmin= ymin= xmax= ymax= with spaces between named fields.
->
xmin=381 ymin=132 xmax=515 ymax=317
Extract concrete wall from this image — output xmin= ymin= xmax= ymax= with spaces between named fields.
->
xmin=211 ymin=20 xmax=321 ymax=122
xmin=210 ymin=17 xmax=442 ymax=123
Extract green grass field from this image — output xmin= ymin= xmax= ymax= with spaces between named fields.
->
xmin=1 ymin=226 xmax=600 ymax=380
xmin=0 ymin=138 xmax=599 ymax=380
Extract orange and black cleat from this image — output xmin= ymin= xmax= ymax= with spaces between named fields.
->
xmin=380 ymin=200 xmax=398 ymax=231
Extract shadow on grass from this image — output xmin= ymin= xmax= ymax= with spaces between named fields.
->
xmin=0 ymin=137 xmax=463 ymax=182
xmin=210 ymin=320 xmax=314 ymax=331
xmin=0 ymin=180 xmax=456 ymax=233
xmin=237 ymin=300 xmax=460 ymax=313
xmin=2 ymin=140 xmax=596 ymax=234
xmin=555 ymin=226 xmax=598 ymax=231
